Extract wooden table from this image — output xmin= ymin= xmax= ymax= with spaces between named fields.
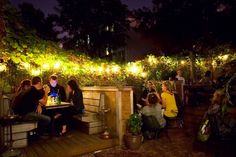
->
xmin=44 ymin=102 xmax=71 ymax=110
xmin=44 ymin=102 xmax=71 ymax=136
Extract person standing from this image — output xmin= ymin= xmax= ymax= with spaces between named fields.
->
xmin=176 ymin=69 xmax=185 ymax=85
xmin=13 ymin=76 xmax=51 ymax=136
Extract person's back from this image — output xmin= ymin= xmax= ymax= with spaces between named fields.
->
xmin=16 ymin=86 xmax=43 ymax=116
xmin=141 ymin=93 xmax=166 ymax=128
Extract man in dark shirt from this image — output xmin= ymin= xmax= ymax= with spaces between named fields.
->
xmin=48 ymin=75 xmax=66 ymax=101
xmin=15 ymin=76 xmax=51 ymax=136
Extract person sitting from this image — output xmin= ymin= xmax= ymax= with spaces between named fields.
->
xmin=13 ymin=76 xmax=51 ymax=136
xmin=12 ymin=79 xmax=31 ymax=112
xmin=54 ymin=79 xmax=84 ymax=136
xmin=48 ymin=74 xmax=66 ymax=102
xmin=141 ymin=93 xmax=166 ymax=139
xmin=139 ymin=81 xmax=160 ymax=108
xmin=161 ymin=81 xmax=178 ymax=118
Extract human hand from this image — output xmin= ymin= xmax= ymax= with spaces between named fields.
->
xmin=36 ymin=105 xmax=42 ymax=114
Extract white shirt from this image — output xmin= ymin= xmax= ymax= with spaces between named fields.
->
xmin=176 ymin=75 xmax=185 ymax=85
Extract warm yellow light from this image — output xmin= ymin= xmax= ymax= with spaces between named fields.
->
xmin=42 ymin=63 xmax=50 ymax=70
xmin=222 ymin=54 xmax=229 ymax=61
xmin=22 ymin=62 xmax=30 ymax=69
xmin=181 ymin=60 xmax=185 ymax=65
xmin=54 ymin=62 xmax=61 ymax=69
xmin=126 ymin=63 xmax=141 ymax=74
xmin=98 ymin=67 xmax=104 ymax=73
xmin=90 ymin=67 xmax=96 ymax=73
xmin=31 ymin=69 xmax=41 ymax=76
xmin=141 ymin=72 xmax=147 ymax=78
xmin=111 ymin=65 xmax=120 ymax=73
xmin=73 ymin=67 xmax=79 ymax=71
xmin=148 ymin=55 xmax=157 ymax=65
xmin=105 ymin=68 xmax=110 ymax=73
xmin=212 ymin=60 xmax=217 ymax=68
xmin=0 ymin=64 xmax=7 ymax=72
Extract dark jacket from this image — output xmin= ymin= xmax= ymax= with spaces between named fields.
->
xmin=48 ymin=84 xmax=66 ymax=102
xmin=68 ymin=89 xmax=84 ymax=114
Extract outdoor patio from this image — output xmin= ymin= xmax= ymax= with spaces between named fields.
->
xmin=16 ymin=105 xmax=235 ymax=157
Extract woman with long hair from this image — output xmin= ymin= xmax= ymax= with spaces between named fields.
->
xmin=55 ymin=79 xmax=84 ymax=136
xmin=161 ymin=81 xmax=178 ymax=118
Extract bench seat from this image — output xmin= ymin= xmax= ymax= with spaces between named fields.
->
xmin=74 ymin=92 xmax=105 ymax=134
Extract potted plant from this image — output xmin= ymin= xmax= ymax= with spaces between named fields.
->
xmin=124 ymin=113 xmax=143 ymax=150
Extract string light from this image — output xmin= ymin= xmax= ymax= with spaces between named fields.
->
xmin=54 ymin=62 xmax=61 ymax=69
xmin=42 ymin=63 xmax=50 ymax=70
xmin=147 ymin=55 xmax=157 ymax=65
xmin=141 ymin=72 xmax=147 ymax=78
xmin=111 ymin=65 xmax=120 ymax=73
xmin=0 ymin=64 xmax=7 ymax=72
xmin=31 ymin=69 xmax=41 ymax=76
xmin=180 ymin=60 xmax=185 ymax=65
xmin=21 ymin=62 xmax=30 ymax=69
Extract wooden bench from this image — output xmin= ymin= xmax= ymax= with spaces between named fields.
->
xmin=0 ymin=94 xmax=37 ymax=148
xmin=73 ymin=91 xmax=105 ymax=134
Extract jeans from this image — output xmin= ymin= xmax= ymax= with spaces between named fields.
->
xmin=23 ymin=112 xmax=51 ymax=135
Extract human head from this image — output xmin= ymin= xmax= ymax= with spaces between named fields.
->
xmin=17 ymin=79 xmax=31 ymax=93
xmin=177 ymin=70 xmax=182 ymax=76
xmin=32 ymin=76 xmax=43 ymax=90
xmin=162 ymin=81 xmax=171 ymax=92
xmin=67 ymin=79 xmax=79 ymax=93
xmin=49 ymin=74 xmax=58 ymax=87
xmin=148 ymin=93 xmax=159 ymax=105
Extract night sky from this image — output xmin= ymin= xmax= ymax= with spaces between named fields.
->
xmin=11 ymin=0 xmax=153 ymax=15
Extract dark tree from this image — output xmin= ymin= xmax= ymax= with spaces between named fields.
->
xmin=55 ymin=0 xmax=129 ymax=59
xmin=134 ymin=0 xmax=236 ymax=55
xmin=19 ymin=3 xmax=58 ymax=41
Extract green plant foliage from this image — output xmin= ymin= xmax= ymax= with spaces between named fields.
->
xmin=127 ymin=114 xmax=142 ymax=135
